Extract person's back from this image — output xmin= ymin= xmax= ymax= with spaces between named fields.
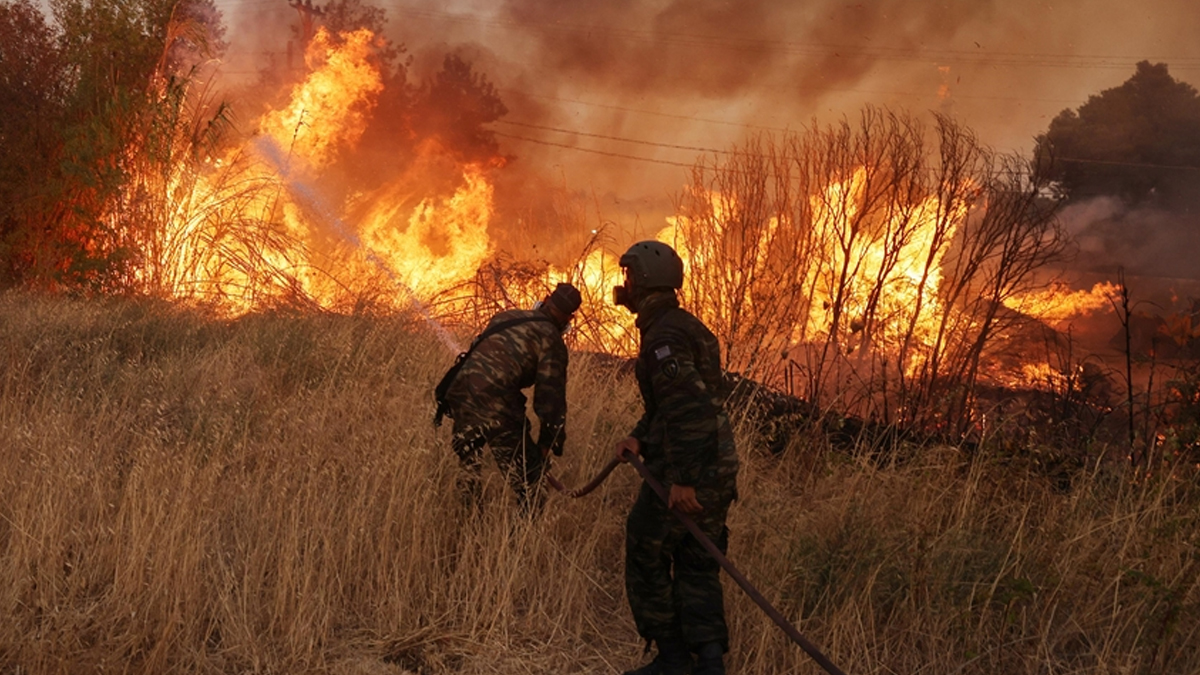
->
xmin=446 ymin=307 xmax=566 ymax=431
xmin=439 ymin=283 xmax=581 ymax=510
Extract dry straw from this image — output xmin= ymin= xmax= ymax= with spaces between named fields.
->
xmin=0 ymin=292 xmax=1196 ymax=674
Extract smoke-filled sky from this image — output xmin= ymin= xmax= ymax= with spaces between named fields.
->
xmin=214 ymin=0 xmax=1200 ymax=273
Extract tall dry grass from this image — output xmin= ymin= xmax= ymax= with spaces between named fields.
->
xmin=1 ymin=292 xmax=1196 ymax=674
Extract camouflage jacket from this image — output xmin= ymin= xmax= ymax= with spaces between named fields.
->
xmin=445 ymin=308 xmax=569 ymax=450
xmin=630 ymin=292 xmax=738 ymax=489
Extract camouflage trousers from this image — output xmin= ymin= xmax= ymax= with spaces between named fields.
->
xmin=625 ymin=480 xmax=734 ymax=651
xmin=451 ymin=418 xmax=546 ymax=511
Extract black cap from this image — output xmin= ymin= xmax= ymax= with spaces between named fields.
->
xmin=546 ymin=282 xmax=582 ymax=314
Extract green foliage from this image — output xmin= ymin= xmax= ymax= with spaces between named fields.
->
xmin=50 ymin=0 xmax=175 ymax=98
xmin=2 ymin=0 xmax=512 ymax=301
xmin=1034 ymin=61 xmax=1200 ymax=205
xmin=0 ymin=0 xmax=229 ymax=291
xmin=0 ymin=0 xmax=68 ymax=286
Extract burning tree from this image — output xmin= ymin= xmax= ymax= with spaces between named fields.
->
xmin=668 ymin=108 xmax=1069 ymax=435
xmin=0 ymin=0 xmax=229 ymax=292
xmin=3 ymin=0 xmax=1117 ymax=446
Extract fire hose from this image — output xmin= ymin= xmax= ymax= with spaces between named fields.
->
xmin=546 ymin=455 xmax=849 ymax=675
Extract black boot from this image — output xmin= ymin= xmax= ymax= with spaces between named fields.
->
xmin=622 ymin=638 xmax=693 ymax=675
xmin=693 ymin=642 xmax=725 ymax=675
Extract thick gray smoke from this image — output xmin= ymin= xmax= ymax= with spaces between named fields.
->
xmin=496 ymin=0 xmax=999 ymax=99
xmin=1060 ymin=197 xmax=1200 ymax=281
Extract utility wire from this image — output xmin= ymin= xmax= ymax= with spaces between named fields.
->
xmin=494 ymin=131 xmax=698 ymax=169
xmin=198 ymin=70 xmax=1200 ymax=176
xmin=496 ymin=129 xmax=988 ymax=182
xmin=496 ymin=120 xmax=732 ymax=156
xmin=499 ymin=119 xmax=1200 ymax=175
xmin=498 ymin=129 xmax=1200 ymax=186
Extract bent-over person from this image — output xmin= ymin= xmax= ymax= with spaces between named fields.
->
xmin=439 ymin=282 xmax=581 ymax=511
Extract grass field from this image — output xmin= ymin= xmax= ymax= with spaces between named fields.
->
xmin=1 ymin=292 xmax=1197 ymax=674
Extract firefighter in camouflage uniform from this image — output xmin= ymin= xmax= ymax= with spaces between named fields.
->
xmin=612 ymin=242 xmax=739 ymax=675
xmin=441 ymin=283 xmax=582 ymax=510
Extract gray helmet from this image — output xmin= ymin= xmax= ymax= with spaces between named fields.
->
xmin=619 ymin=241 xmax=684 ymax=291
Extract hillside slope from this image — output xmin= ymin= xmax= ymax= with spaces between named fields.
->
xmin=0 ymin=293 xmax=1196 ymax=674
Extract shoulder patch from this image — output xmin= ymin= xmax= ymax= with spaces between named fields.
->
xmin=654 ymin=345 xmax=672 ymax=360
xmin=661 ymin=358 xmax=680 ymax=380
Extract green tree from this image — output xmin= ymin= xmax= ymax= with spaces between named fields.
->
xmin=0 ymin=0 xmax=68 ymax=287
xmin=0 ymin=0 xmax=228 ymax=291
xmin=1034 ymin=61 xmax=1200 ymax=206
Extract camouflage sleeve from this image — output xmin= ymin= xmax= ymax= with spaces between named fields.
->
xmin=630 ymin=411 xmax=652 ymax=444
xmin=630 ymin=360 xmax=654 ymax=442
xmin=644 ymin=336 xmax=719 ymax=486
xmin=533 ymin=333 xmax=569 ymax=456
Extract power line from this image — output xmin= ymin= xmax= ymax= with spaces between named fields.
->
xmin=494 ymin=131 xmax=698 ymax=169
xmin=1054 ymin=156 xmax=1200 ymax=171
xmin=496 ymin=120 xmax=732 ymax=156
xmin=499 ymin=85 xmax=1086 ymax=132
xmin=498 ymin=121 xmax=1200 ymax=177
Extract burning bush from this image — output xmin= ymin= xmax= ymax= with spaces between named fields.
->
xmin=2 ymin=1 xmax=1129 ymax=447
xmin=659 ymin=109 xmax=1076 ymax=437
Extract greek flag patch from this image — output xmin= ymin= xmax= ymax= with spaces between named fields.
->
xmin=654 ymin=345 xmax=672 ymax=360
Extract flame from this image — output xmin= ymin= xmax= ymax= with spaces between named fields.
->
xmin=808 ymin=169 xmax=962 ymax=347
xmin=937 ymin=65 xmax=952 ymax=100
xmin=360 ymin=163 xmax=494 ymax=297
xmin=260 ymin=28 xmax=383 ymax=168
xmin=1004 ymin=281 xmax=1118 ymax=325
xmin=141 ymin=26 xmax=1122 ymax=400
xmin=1019 ymin=362 xmax=1071 ymax=390
xmin=657 ymin=170 xmax=968 ymax=378
xmin=152 ymin=28 xmax=495 ymax=314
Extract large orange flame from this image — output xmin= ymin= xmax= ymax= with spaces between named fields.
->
xmin=1003 ymin=281 xmax=1119 ymax=325
xmin=155 ymin=28 xmax=496 ymax=314
xmin=147 ymin=27 xmax=1118 ymax=396
xmin=260 ymin=28 xmax=383 ymax=169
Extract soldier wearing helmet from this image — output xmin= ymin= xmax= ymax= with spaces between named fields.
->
xmin=439 ymin=282 xmax=582 ymax=511
xmin=612 ymin=242 xmax=739 ymax=675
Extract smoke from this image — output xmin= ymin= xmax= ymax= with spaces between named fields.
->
xmin=321 ymin=2 xmax=1030 ymax=231
xmin=492 ymin=0 xmax=1002 ymax=99
xmin=1060 ymin=196 xmax=1200 ymax=281
xmin=210 ymin=0 xmax=1200 ymax=262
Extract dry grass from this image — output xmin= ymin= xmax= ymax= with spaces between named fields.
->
xmin=0 ymin=292 xmax=1196 ymax=674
